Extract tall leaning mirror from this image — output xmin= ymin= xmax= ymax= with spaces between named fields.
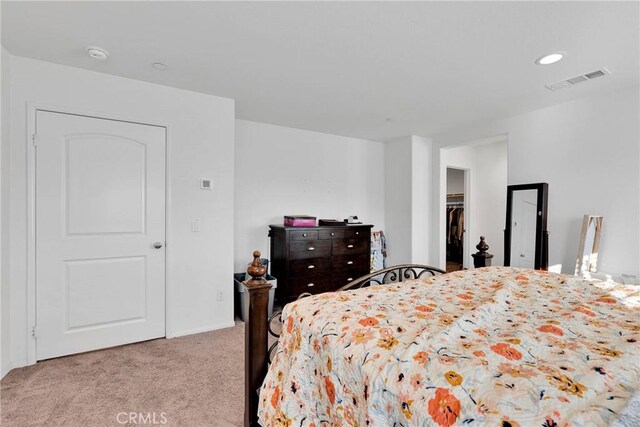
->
xmin=575 ymin=215 xmax=604 ymax=276
xmin=504 ymin=183 xmax=549 ymax=270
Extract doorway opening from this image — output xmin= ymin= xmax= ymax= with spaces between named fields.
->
xmin=440 ymin=135 xmax=508 ymax=271
xmin=446 ymin=168 xmax=466 ymax=272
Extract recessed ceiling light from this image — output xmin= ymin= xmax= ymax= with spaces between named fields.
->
xmin=535 ymin=52 xmax=565 ymax=65
xmin=86 ymin=46 xmax=109 ymax=60
xmin=152 ymin=62 xmax=166 ymax=71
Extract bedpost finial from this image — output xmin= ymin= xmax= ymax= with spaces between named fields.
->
xmin=476 ymin=236 xmax=489 ymax=252
xmin=472 ymin=236 xmax=493 ymax=268
xmin=246 ymin=250 xmax=267 ymax=285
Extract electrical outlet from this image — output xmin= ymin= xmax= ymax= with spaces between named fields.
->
xmin=191 ymin=218 xmax=200 ymax=232
xmin=216 ymin=290 xmax=224 ymax=301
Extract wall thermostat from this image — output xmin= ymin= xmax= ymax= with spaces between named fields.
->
xmin=200 ymin=179 xmax=212 ymax=190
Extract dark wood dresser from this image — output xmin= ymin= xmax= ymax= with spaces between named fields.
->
xmin=269 ymin=224 xmax=373 ymax=302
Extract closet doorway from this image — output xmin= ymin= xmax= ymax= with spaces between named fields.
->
xmin=440 ymin=134 xmax=508 ymax=271
xmin=446 ymin=168 xmax=467 ymax=272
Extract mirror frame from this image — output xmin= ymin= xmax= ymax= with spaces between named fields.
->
xmin=504 ymin=182 xmax=549 ymax=270
xmin=574 ymin=215 xmax=603 ymax=276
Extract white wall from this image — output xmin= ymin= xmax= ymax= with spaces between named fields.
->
xmin=410 ymin=136 xmax=433 ymax=264
xmin=234 ymin=120 xmax=385 ymax=272
xmin=0 ymin=26 xmax=3 ymax=382
xmin=474 ymin=141 xmax=508 ymax=267
xmin=446 ymin=169 xmax=464 ymax=194
xmin=433 ymin=86 xmax=639 ymax=277
xmin=384 ymin=136 xmax=434 ymax=266
xmin=1 ymin=44 xmax=12 ymax=378
xmin=5 ymin=55 xmax=235 ymax=370
xmin=0 ymin=44 xmax=3 ymax=378
xmin=384 ymin=138 xmax=413 ymax=265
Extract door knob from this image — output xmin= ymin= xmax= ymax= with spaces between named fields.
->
xmin=153 ymin=242 xmax=163 ymax=249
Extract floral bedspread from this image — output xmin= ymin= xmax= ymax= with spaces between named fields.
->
xmin=258 ymin=267 xmax=640 ymax=426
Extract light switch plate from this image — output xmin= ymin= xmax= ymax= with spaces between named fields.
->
xmin=191 ymin=218 xmax=200 ymax=232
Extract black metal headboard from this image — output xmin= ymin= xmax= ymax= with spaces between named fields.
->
xmin=338 ymin=264 xmax=446 ymax=291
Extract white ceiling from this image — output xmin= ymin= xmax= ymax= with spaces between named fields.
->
xmin=2 ymin=1 xmax=638 ymax=141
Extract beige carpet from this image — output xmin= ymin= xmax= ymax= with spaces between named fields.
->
xmin=1 ymin=322 xmax=246 ymax=427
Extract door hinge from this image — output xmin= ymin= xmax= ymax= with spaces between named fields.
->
xmin=32 ymin=133 xmax=37 ymax=147
xmin=31 ymin=325 xmax=37 ymax=340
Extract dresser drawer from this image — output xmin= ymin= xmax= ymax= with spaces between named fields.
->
xmin=290 ymin=240 xmax=331 ymax=259
xmin=289 ymin=276 xmax=331 ymax=295
xmin=289 ymin=258 xmax=330 ymax=277
xmin=290 ymin=229 xmax=318 ymax=240
xmin=332 ymin=238 xmax=368 ymax=255
xmin=332 ymin=269 xmax=369 ymax=288
xmin=319 ymin=229 xmax=345 ymax=239
xmin=345 ymin=228 xmax=368 ymax=239
xmin=331 ymin=254 xmax=369 ymax=272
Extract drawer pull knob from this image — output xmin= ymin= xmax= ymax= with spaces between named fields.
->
xmin=307 ymin=283 xmax=315 ymax=287
xmin=308 ymin=247 xmax=315 ymax=251
xmin=347 ymin=244 xmax=354 ymax=248
xmin=347 ymin=261 xmax=354 ymax=265
xmin=302 ymin=233 xmax=307 ymax=237
xmin=308 ymin=265 xmax=315 ymax=269
xmin=330 ymin=232 xmax=335 ymax=236
xmin=356 ymin=232 xmax=359 ymax=235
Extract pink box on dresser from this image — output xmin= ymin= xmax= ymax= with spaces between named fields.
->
xmin=284 ymin=216 xmax=317 ymax=227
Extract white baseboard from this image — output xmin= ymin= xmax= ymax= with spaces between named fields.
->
xmin=168 ymin=321 xmax=236 ymax=339
xmin=0 ymin=321 xmax=238 ymax=378
xmin=1 ymin=358 xmax=29 ymax=380
xmin=0 ymin=321 xmax=238 ymax=379
xmin=1 ymin=364 xmax=10 ymax=380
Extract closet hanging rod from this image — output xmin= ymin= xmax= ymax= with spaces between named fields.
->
xmin=447 ymin=193 xmax=464 ymax=198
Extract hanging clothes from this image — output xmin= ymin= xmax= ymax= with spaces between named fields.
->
xmin=446 ymin=205 xmax=464 ymax=264
xmin=447 ymin=207 xmax=464 ymax=245
xmin=371 ymin=230 xmax=387 ymax=270
xmin=456 ymin=209 xmax=464 ymax=242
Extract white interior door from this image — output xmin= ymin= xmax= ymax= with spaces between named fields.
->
xmin=36 ymin=111 xmax=166 ymax=360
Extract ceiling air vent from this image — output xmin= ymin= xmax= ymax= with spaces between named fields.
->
xmin=545 ymin=68 xmax=611 ymax=91
xmin=584 ymin=70 xmax=606 ymax=79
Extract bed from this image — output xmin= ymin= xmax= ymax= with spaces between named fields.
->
xmin=242 ymin=252 xmax=640 ymax=426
